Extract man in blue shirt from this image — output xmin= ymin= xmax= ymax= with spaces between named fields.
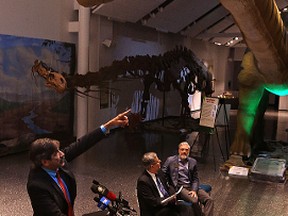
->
xmin=162 ymin=142 xmax=214 ymax=216
xmin=27 ymin=110 xmax=130 ymax=216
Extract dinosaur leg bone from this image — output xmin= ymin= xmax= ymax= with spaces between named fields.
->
xmin=230 ymin=52 xmax=265 ymax=156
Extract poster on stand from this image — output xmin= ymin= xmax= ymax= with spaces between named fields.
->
xmin=199 ymin=97 xmax=219 ymax=128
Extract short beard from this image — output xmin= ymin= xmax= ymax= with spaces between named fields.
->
xmin=179 ymin=154 xmax=188 ymax=160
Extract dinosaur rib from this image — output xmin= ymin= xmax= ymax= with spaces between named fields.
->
xmin=220 ymin=0 xmax=288 ymax=83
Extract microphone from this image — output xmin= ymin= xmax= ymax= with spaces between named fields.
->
xmin=91 ymin=180 xmax=117 ymax=201
xmin=91 ymin=181 xmax=137 ymax=215
xmin=107 ymin=191 xmax=117 ymax=201
xmin=92 ymin=180 xmax=100 ymax=185
xmin=91 ymin=184 xmax=108 ymax=195
xmin=94 ymin=195 xmax=117 ymax=214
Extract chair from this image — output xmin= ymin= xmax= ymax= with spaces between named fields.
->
xmin=199 ymin=184 xmax=212 ymax=194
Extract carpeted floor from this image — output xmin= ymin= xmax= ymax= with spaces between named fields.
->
xmin=1 ymin=109 xmax=288 ymax=216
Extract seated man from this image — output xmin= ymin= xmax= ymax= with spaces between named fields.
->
xmin=137 ymin=152 xmax=193 ymax=216
xmin=162 ymin=142 xmax=214 ymax=216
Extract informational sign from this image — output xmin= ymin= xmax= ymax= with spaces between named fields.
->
xmin=199 ymin=97 xmax=219 ymax=128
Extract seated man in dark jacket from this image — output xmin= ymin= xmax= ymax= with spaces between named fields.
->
xmin=162 ymin=142 xmax=214 ymax=216
xmin=137 ymin=152 xmax=194 ymax=216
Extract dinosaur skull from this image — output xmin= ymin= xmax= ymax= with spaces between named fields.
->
xmin=45 ymin=72 xmax=67 ymax=93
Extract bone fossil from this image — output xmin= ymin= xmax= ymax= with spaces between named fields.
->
xmin=220 ymin=0 xmax=288 ymax=157
xmin=32 ymin=46 xmax=213 ymax=118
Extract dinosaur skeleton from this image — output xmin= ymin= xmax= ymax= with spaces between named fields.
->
xmin=220 ymin=0 xmax=288 ymax=156
xmin=32 ymin=46 xmax=213 ymax=119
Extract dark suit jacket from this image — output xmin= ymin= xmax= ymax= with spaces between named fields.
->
xmin=162 ymin=155 xmax=199 ymax=191
xmin=27 ymin=128 xmax=106 ymax=216
xmin=137 ymin=169 xmax=177 ymax=216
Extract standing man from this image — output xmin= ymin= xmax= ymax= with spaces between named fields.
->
xmin=27 ymin=110 xmax=130 ymax=216
xmin=162 ymin=142 xmax=214 ymax=216
xmin=137 ymin=152 xmax=193 ymax=216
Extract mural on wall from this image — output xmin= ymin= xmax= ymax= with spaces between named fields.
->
xmin=0 ymin=34 xmax=75 ymax=157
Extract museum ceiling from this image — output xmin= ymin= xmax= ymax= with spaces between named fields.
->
xmin=91 ymin=0 xmax=288 ymax=48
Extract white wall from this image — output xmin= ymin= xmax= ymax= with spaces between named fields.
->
xmin=0 ymin=0 xmax=76 ymax=43
xmin=279 ymin=96 xmax=288 ymax=110
xmin=187 ymin=39 xmax=231 ymax=96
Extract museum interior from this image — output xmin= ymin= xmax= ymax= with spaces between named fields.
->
xmin=1 ymin=0 xmax=288 ymax=216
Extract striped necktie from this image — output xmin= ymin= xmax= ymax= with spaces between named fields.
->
xmin=156 ymin=175 xmax=169 ymax=197
xmin=56 ymin=171 xmax=74 ymax=216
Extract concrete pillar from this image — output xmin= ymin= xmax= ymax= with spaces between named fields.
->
xmin=76 ymin=6 xmax=90 ymax=138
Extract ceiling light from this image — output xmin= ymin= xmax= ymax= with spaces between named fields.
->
xmin=141 ymin=19 xmax=147 ymax=25
xmin=150 ymin=13 xmax=156 ymax=18
xmin=214 ymin=42 xmax=222 ymax=46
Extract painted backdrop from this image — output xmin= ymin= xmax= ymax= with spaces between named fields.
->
xmin=0 ymin=34 xmax=75 ymax=157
